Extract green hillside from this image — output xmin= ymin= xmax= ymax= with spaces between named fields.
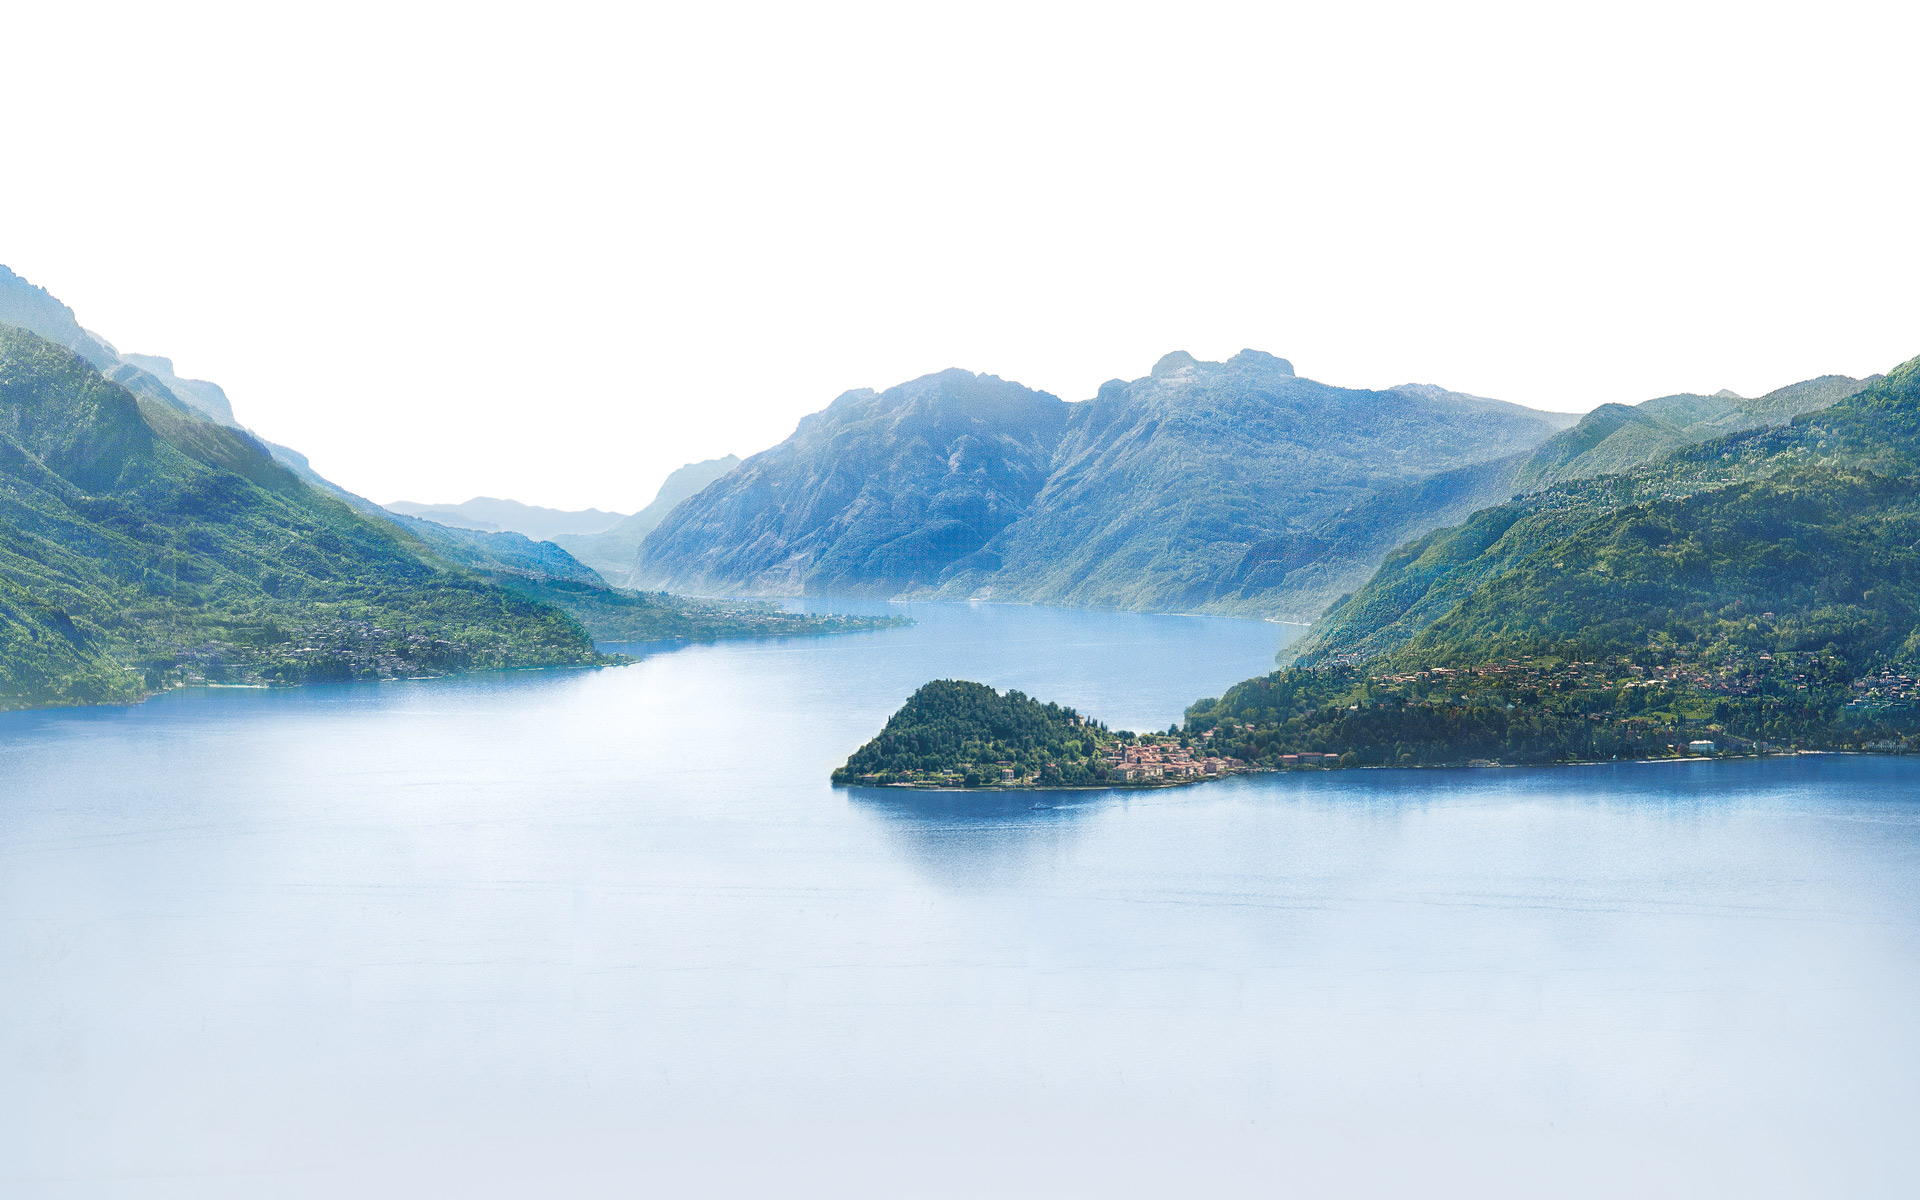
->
xmin=833 ymin=679 xmax=1105 ymax=791
xmin=1217 ymin=354 xmax=1920 ymax=766
xmin=1296 ymin=355 xmax=1920 ymax=667
xmin=1510 ymin=375 xmax=1871 ymax=492
xmin=833 ymin=679 xmax=1118 ymax=787
xmin=837 ymin=679 xmax=1240 ymax=788
xmin=0 ymin=323 xmax=605 ymax=710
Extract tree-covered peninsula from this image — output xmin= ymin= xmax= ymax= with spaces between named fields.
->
xmin=833 ymin=679 xmax=1241 ymax=788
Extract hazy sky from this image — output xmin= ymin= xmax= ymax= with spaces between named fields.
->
xmin=4 ymin=1 xmax=1917 ymax=512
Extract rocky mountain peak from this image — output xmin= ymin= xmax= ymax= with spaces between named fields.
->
xmin=1150 ymin=351 xmax=1199 ymax=378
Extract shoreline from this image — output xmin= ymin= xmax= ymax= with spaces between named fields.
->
xmin=0 ymin=616 xmax=923 ymax=717
xmin=0 ymin=658 xmax=625 ymax=718
xmin=837 ymin=748 xmax=1905 ymax=793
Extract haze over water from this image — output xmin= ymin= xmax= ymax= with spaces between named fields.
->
xmin=3 ymin=602 xmax=1918 ymax=1197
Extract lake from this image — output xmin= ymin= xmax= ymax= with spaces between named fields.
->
xmin=3 ymin=600 xmax=1918 ymax=1198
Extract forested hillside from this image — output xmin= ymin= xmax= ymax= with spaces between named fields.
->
xmin=0 ymin=324 xmax=603 ymax=709
xmin=1509 ymin=374 xmax=1872 ymax=491
xmin=832 ymin=680 xmax=1112 ymax=787
xmin=0 ymin=261 xmax=911 ymax=713
xmin=1293 ymin=355 xmax=1920 ymax=669
xmin=1215 ymin=353 xmax=1920 ymax=767
xmin=1 ymin=265 xmax=240 ymax=425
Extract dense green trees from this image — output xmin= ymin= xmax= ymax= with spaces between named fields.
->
xmin=0 ymin=323 xmax=899 ymax=711
xmin=1184 ymin=653 xmax=1916 ymax=768
xmin=1295 ymin=355 xmax=1920 ymax=668
xmin=0 ymin=324 xmax=610 ymax=709
xmin=833 ymin=680 xmax=1115 ymax=786
xmin=1239 ymin=353 xmax=1920 ymax=766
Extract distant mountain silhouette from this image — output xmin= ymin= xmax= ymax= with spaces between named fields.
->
xmin=552 ymin=456 xmax=740 ymax=583
xmin=385 ymin=496 xmax=630 ymax=540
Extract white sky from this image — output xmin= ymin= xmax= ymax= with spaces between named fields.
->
xmin=3 ymin=1 xmax=1917 ymax=512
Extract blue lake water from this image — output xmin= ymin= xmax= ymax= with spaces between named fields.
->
xmin=3 ymin=600 xmax=1919 ymax=1198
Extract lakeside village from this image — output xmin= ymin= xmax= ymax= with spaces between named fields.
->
xmin=1201 ymin=647 xmax=1920 ymax=768
xmin=156 ymin=616 xmax=495 ymax=689
xmin=844 ymin=720 xmax=1349 ymax=791
xmin=835 ymin=648 xmax=1920 ymax=793
xmin=1104 ymin=731 xmax=1346 ymax=781
xmin=841 ymin=725 xmax=1245 ymax=790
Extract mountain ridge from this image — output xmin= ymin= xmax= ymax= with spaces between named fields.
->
xmin=386 ymin=496 xmax=631 ymax=539
xmin=635 ymin=353 xmax=1577 ymax=618
xmin=1510 ymin=374 xmax=1874 ymax=492
xmin=0 ymin=322 xmax=606 ymax=708
xmin=1286 ymin=352 xmax=1920 ymax=671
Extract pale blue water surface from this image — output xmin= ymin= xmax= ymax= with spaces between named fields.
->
xmin=3 ymin=601 xmax=1919 ymax=1198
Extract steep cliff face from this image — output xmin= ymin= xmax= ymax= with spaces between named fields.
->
xmin=117 ymin=354 xmax=239 ymax=424
xmin=635 ymin=369 xmax=1070 ymax=596
xmin=0 ymin=267 xmax=240 ymax=425
xmin=0 ymin=264 xmax=120 ymax=370
xmin=635 ymin=351 xmax=1575 ymax=617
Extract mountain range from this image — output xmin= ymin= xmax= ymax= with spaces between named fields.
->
xmin=0 ymin=267 xmax=893 ymax=710
xmin=1163 ymin=350 xmax=1920 ymax=768
xmin=632 ymin=351 xmax=1882 ymax=624
xmin=1 ymin=265 xmax=240 ymax=426
xmin=634 ymin=352 xmax=1580 ymax=619
xmin=13 ymin=252 xmax=1901 ymax=731
xmin=0 ymin=321 xmax=603 ymax=707
xmin=386 ymin=496 xmax=632 ymax=539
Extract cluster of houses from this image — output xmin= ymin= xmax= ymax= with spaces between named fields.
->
xmin=1101 ymin=739 xmax=1235 ymax=783
xmin=1847 ymin=668 xmax=1920 ymax=711
xmin=1371 ymin=650 xmax=1858 ymax=703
